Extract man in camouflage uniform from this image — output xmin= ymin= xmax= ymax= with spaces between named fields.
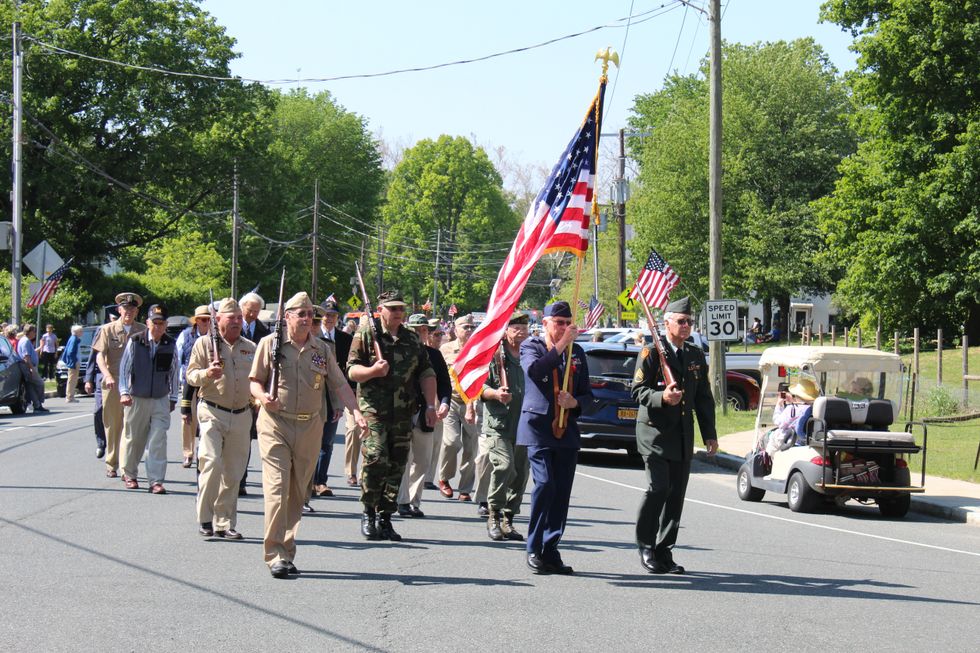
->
xmin=348 ymin=291 xmax=437 ymax=542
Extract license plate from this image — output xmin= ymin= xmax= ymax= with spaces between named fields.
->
xmin=617 ymin=407 xmax=638 ymax=420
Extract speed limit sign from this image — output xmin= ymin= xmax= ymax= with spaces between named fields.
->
xmin=704 ymin=300 xmax=739 ymax=341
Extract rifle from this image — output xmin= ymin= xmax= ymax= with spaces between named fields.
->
xmin=353 ymin=262 xmax=386 ymax=373
xmin=635 ymin=285 xmax=677 ymax=388
xmin=496 ymin=340 xmax=508 ymax=392
xmin=208 ymin=289 xmax=221 ymax=367
xmin=267 ymin=268 xmax=287 ymax=399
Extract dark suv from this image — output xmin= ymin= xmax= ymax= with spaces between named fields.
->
xmin=0 ymin=336 xmax=29 ymax=414
xmin=578 ymin=342 xmax=760 ymax=454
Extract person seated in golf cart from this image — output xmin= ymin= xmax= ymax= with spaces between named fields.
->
xmin=764 ymin=378 xmax=819 ymax=454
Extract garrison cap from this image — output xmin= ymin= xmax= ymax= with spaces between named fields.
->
xmin=217 ymin=298 xmax=240 ymax=314
xmin=284 ymin=292 xmax=313 ymax=311
xmin=406 ymin=313 xmax=428 ymax=328
xmin=146 ymin=304 xmax=167 ymax=322
xmin=508 ymin=311 xmax=530 ymax=325
xmin=190 ymin=305 xmax=210 ymax=321
xmin=665 ymin=296 xmax=692 ymax=315
xmin=454 ymin=314 xmax=474 ymax=327
xmin=115 ymin=292 xmax=143 ymax=308
xmin=543 ymin=301 xmax=572 ymax=318
xmin=377 ymin=290 xmax=407 ymax=307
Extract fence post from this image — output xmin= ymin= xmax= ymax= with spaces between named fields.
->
xmin=831 ymin=325 xmax=836 ymax=347
xmin=742 ymin=316 xmax=748 ymax=352
xmin=818 ymin=324 xmax=824 ymax=346
xmin=963 ymin=334 xmax=969 ymax=408
xmin=875 ymin=328 xmax=881 ymax=351
xmin=894 ymin=331 xmax=900 ymax=355
xmin=913 ymin=327 xmax=920 ymax=394
xmin=857 ymin=326 xmax=862 ymax=348
xmin=937 ymin=328 xmax=943 ymax=386
xmin=844 ymin=327 xmax=849 ymax=347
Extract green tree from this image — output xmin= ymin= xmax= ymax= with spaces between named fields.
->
xmin=628 ymin=39 xmax=854 ymax=330
xmin=816 ymin=0 xmax=980 ymax=338
xmin=381 ymin=136 xmax=519 ymax=314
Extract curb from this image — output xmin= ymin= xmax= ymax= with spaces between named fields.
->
xmin=697 ymin=448 xmax=977 ymax=526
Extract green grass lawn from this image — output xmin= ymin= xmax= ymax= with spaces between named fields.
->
xmin=906 ymin=420 xmax=979 ymax=483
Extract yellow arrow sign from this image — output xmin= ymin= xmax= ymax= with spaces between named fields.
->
xmin=347 ymin=295 xmax=361 ymax=310
xmin=617 ymin=285 xmax=638 ymax=310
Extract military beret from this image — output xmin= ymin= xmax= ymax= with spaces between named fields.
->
xmin=146 ymin=304 xmax=167 ymax=322
xmin=377 ymin=290 xmax=406 ymax=307
xmin=406 ymin=313 xmax=428 ymax=327
xmin=217 ymin=298 xmax=240 ymax=314
xmin=454 ymin=314 xmax=474 ymax=327
xmin=543 ymin=301 xmax=572 ymax=318
xmin=189 ymin=305 xmax=210 ymax=321
xmin=284 ymin=292 xmax=313 ymax=311
xmin=508 ymin=311 xmax=530 ymax=325
xmin=665 ymin=296 xmax=692 ymax=315
xmin=115 ymin=292 xmax=143 ymax=308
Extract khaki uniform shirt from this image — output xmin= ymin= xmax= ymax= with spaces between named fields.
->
xmin=93 ymin=320 xmax=147 ymax=378
xmin=250 ymin=332 xmax=346 ymax=417
xmin=440 ymin=339 xmax=464 ymax=400
xmin=186 ymin=335 xmax=256 ymax=410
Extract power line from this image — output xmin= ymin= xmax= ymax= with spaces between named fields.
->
xmin=23 ymin=4 xmax=683 ymax=85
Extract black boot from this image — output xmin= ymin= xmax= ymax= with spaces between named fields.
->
xmin=376 ymin=512 xmax=402 ymax=542
xmin=361 ymin=508 xmax=380 ymax=540
xmin=487 ymin=510 xmax=505 ymax=541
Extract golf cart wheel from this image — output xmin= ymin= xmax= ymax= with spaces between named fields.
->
xmin=878 ymin=493 xmax=911 ymax=518
xmin=787 ymin=472 xmax=819 ymax=513
xmin=737 ymin=466 xmax=765 ymax=502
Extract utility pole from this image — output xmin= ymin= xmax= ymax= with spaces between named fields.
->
xmin=709 ymin=0 xmax=727 ymax=410
xmin=311 ymin=179 xmax=319 ymax=302
xmin=230 ymin=161 xmax=240 ymax=300
xmin=11 ymin=11 xmax=24 ymax=324
xmin=432 ymin=228 xmax=441 ymax=315
xmin=376 ymin=224 xmax=384 ymax=293
xmin=617 ymin=128 xmax=626 ymax=326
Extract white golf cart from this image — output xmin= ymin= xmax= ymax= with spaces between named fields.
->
xmin=736 ymin=346 xmax=926 ymax=518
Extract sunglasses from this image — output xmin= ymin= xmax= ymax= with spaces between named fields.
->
xmin=461 ymin=325 xmax=476 ymax=331
xmin=551 ymin=319 xmax=572 ymax=326
xmin=289 ymin=310 xmax=313 ymax=318
xmin=672 ymin=318 xmax=693 ymax=326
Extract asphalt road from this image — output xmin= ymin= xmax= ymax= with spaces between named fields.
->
xmin=1 ymin=399 xmax=978 ymax=653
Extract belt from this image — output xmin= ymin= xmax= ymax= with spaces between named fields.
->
xmin=202 ymin=399 xmax=251 ymax=414
xmin=278 ymin=410 xmax=315 ymax=421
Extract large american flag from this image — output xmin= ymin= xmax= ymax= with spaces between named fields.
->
xmin=27 ymin=258 xmax=73 ymax=309
xmin=584 ymin=295 xmax=605 ymax=330
xmin=451 ymin=81 xmax=606 ymax=402
xmin=629 ymin=249 xmax=679 ymax=310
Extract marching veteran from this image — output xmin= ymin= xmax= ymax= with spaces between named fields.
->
xmin=631 ymin=296 xmax=717 ymax=575
xmin=348 ymin=290 xmax=437 ymax=542
xmin=186 ymin=298 xmax=254 ymax=540
xmin=92 ymin=292 xmax=147 ymax=478
xmin=249 ymin=291 xmax=366 ymax=579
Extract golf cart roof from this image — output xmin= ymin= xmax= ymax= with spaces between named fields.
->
xmin=758 ymin=346 xmax=903 ymax=374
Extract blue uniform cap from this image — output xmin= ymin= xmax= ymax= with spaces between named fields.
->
xmin=543 ymin=301 xmax=572 ymax=318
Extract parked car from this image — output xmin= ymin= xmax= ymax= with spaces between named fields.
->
xmin=0 ymin=336 xmax=29 ymax=414
xmin=55 ymin=325 xmax=100 ymax=398
xmin=576 ymin=328 xmax=634 ymax=342
xmin=578 ymin=342 xmax=761 ymax=454
xmin=736 ymin=346 xmax=925 ymax=518
xmin=606 ymin=329 xmax=710 ymax=352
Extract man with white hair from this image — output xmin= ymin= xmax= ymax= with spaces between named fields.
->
xmin=61 ymin=324 xmax=84 ymax=403
xmin=238 ymin=291 xmax=269 ymax=496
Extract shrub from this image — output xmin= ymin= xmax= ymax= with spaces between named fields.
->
xmin=923 ymin=385 xmax=960 ymax=417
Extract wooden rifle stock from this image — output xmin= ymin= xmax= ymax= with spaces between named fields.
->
xmin=635 ymin=285 xmax=677 ymax=388
xmin=354 ymin=262 xmax=386 ymax=372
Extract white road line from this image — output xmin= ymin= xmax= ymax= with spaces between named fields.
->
xmin=575 ymin=470 xmax=980 ymax=558
xmin=0 ymin=414 xmax=89 ymax=433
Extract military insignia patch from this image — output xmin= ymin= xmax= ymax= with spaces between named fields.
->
xmin=640 ymin=347 xmax=651 ymax=359
xmin=634 ymin=368 xmax=645 ymax=383
xmin=310 ymin=352 xmax=327 ymax=370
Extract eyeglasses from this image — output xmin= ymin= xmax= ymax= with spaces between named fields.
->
xmin=289 ymin=310 xmax=313 ymax=318
xmin=551 ymin=319 xmax=572 ymax=326
xmin=383 ymin=306 xmax=406 ymax=312
xmin=461 ymin=325 xmax=476 ymax=331
xmin=672 ymin=318 xmax=693 ymax=326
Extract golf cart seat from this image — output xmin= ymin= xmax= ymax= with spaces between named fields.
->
xmin=809 ymin=397 xmax=917 ymax=448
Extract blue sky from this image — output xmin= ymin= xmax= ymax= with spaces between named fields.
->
xmin=201 ymin=0 xmax=858 ymax=175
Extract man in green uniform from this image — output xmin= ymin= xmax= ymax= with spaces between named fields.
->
xmin=632 ymin=296 xmax=717 ymax=575
xmin=348 ymin=291 xmax=437 ymax=542
xmin=480 ymin=311 xmax=530 ymax=541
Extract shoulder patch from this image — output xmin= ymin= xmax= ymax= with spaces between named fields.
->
xmin=640 ymin=347 xmax=650 ymax=359
xmin=634 ymin=367 xmax=645 ymax=383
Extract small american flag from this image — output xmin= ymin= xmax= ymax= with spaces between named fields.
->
xmin=629 ymin=249 xmax=679 ymax=310
xmin=577 ymin=299 xmax=589 ymax=312
xmin=324 ymin=292 xmax=336 ymax=304
xmin=27 ymin=258 xmax=73 ymax=309
xmin=584 ymin=295 xmax=605 ymax=330
xmin=448 ymin=304 xmax=458 ymax=317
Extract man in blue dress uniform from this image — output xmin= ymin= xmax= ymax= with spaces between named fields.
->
xmin=516 ymin=301 xmax=592 ymax=575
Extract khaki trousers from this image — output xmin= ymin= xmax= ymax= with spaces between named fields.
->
xmin=474 ymin=433 xmax=492 ymax=503
xmin=120 ymin=395 xmax=170 ymax=484
xmin=258 ymin=409 xmax=322 ymax=565
xmin=181 ymin=392 xmax=199 ymax=458
xmin=397 ymin=422 xmax=440 ymax=507
xmin=196 ymin=403 xmax=251 ymax=530
xmin=102 ymin=383 xmax=124 ymax=472
xmin=66 ymin=365 xmax=80 ymax=401
xmin=424 ymin=420 xmax=444 ymax=485
xmin=343 ymin=407 xmax=364 ymax=479
xmin=439 ymin=397 xmax=481 ymax=493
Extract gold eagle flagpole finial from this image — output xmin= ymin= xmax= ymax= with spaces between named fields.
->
xmin=595 ymin=47 xmax=620 ymax=81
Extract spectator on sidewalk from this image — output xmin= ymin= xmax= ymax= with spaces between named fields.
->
xmin=17 ymin=325 xmax=48 ymax=413
xmin=39 ymin=324 xmax=59 ymax=380
xmin=61 ymin=324 xmax=83 ymax=402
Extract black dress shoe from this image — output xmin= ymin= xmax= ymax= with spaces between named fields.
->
xmin=526 ymin=552 xmax=550 ymax=574
xmin=544 ymin=553 xmax=573 ymax=575
xmin=302 ymin=502 xmax=315 ymax=513
xmin=397 ymin=503 xmax=414 ymax=517
xmin=361 ymin=511 xmax=381 ymax=540
xmin=376 ymin=513 xmax=402 ymax=542
xmin=215 ymin=529 xmax=244 ymax=540
xmin=95 ymin=446 xmax=105 ymax=459
xmin=238 ymin=486 xmax=248 ymax=497
xmin=639 ymin=546 xmax=657 ymax=573
xmin=423 ymin=481 xmax=437 ymax=490
xmin=199 ymin=522 xmax=214 ymax=537
xmin=270 ymin=561 xmax=290 ymax=579
xmin=285 ymin=561 xmax=299 ymax=576
xmin=643 ymin=550 xmax=685 ymax=575
xmin=409 ymin=505 xmax=425 ymax=518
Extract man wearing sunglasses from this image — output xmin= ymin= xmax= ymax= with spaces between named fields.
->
xmin=632 ymin=296 xmax=717 ymax=575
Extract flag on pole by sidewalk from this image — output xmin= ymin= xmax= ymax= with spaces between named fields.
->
xmin=27 ymin=258 xmax=73 ymax=308
xmin=584 ymin=295 xmax=605 ymax=330
xmin=577 ymin=299 xmax=589 ymax=312
xmin=451 ymin=79 xmax=606 ymax=402
xmin=629 ymin=249 xmax=679 ymax=310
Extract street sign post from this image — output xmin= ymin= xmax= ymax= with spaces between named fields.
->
xmin=704 ymin=299 xmax=739 ymax=341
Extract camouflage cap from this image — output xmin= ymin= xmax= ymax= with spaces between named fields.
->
xmin=284 ymin=292 xmax=313 ymax=311
xmin=406 ymin=313 xmax=428 ymax=328
xmin=427 ymin=318 xmax=442 ymax=330
xmin=508 ymin=311 xmax=530 ymax=325
xmin=377 ymin=290 xmax=406 ymax=307
xmin=115 ymin=292 xmax=143 ymax=308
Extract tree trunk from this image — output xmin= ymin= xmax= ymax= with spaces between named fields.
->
xmin=777 ymin=295 xmax=791 ymax=336
xmin=762 ymin=297 xmax=773 ymax=332
xmin=965 ymin=302 xmax=980 ymax=343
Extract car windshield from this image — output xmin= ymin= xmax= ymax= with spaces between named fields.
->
xmin=585 ymin=350 xmax=636 ymax=379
